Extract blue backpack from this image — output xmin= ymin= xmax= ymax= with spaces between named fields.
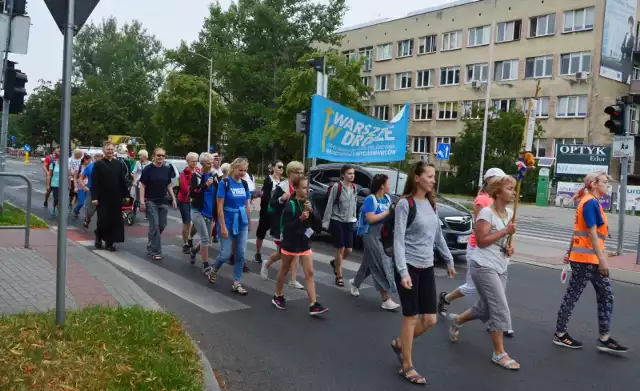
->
xmin=356 ymin=194 xmax=391 ymax=237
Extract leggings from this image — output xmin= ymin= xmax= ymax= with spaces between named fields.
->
xmin=556 ymin=262 xmax=614 ymax=336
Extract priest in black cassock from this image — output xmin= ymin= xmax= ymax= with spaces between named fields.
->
xmin=91 ymin=141 xmax=130 ymax=251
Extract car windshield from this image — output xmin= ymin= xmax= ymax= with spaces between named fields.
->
xmin=366 ymin=168 xmax=408 ymax=195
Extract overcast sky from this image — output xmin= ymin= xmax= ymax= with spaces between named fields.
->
xmin=17 ymin=0 xmax=454 ymax=93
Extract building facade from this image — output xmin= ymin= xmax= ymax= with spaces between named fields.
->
xmin=327 ymin=0 xmax=640 ymax=177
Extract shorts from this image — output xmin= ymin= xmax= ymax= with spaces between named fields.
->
xmin=178 ymin=202 xmax=191 ymax=224
xmin=191 ymin=210 xmax=214 ymax=246
xmin=394 ymin=264 xmax=437 ymax=317
xmin=329 ymin=220 xmax=354 ymax=249
xmin=256 ymin=212 xmax=271 ymax=240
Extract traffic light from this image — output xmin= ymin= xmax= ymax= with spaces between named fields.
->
xmin=11 ymin=0 xmax=27 ymax=15
xmin=604 ymin=104 xmax=625 ymax=135
xmin=296 ymin=110 xmax=310 ymax=134
xmin=2 ymin=61 xmax=28 ymax=114
xmin=305 ymin=56 xmax=326 ymax=73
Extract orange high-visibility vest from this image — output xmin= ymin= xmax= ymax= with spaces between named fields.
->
xmin=568 ymin=193 xmax=608 ymax=264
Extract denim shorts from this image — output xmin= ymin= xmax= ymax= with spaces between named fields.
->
xmin=178 ymin=202 xmax=191 ymax=224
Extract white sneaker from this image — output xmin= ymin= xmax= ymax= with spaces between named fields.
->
xmin=348 ymin=278 xmax=360 ymax=297
xmin=260 ymin=264 xmax=269 ymax=280
xmin=288 ymin=280 xmax=304 ymax=290
xmin=381 ymin=298 xmax=400 ymax=311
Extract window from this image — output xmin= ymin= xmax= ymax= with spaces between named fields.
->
xmin=397 ymin=39 xmax=414 ymax=57
xmin=493 ymin=99 xmax=516 ymax=112
xmin=633 ymin=66 xmax=640 ymax=80
xmin=361 ymin=76 xmax=371 ymax=88
xmin=563 ymin=7 xmax=595 ymax=33
xmin=359 ymin=47 xmax=373 ymax=71
xmin=376 ymin=43 xmax=393 ymax=61
xmin=442 ymin=30 xmax=462 ymax=51
xmin=468 ymin=25 xmax=490 ymax=47
xmin=529 ymin=14 xmax=556 ymax=37
xmin=393 ymin=104 xmax=406 ymax=117
xmin=466 ymin=63 xmax=488 ymax=83
xmin=414 ymin=103 xmax=433 ymax=120
xmin=418 ymin=35 xmax=437 ymax=54
xmin=395 ymin=72 xmax=412 ymax=89
xmin=533 ymin=139 xmax=548 ymax=158
xmin=560 ymin=51 xmax=591 ymax=75
xmin=440 ymin=66 xmax=460 ymax=86
xmin=556 ymin=95 xmax=588 ymax=117
xmin=525 ymin=56 xmax=553 ymax=78
xmin=438 ymin=102 xmax=458 ymax=120
xmin=374 ymin=74 xmax=390 ymax=91
xmin=494 ymin=59 xmax=519 ymax=81
xmin=413 ymin=137 xmax=430 ymax=154
xmin=463 ymin=101 xmax=485 ymax=119
xmin=496 ymin=20 xmax=522 ymax=42
xmin=522 ymin=97 xmax=550 ymax=118
xmin=434 ymin=137 xmax=455 ymax=153
xmin=374 ymin=105 xmax=389 ymax=121
xmin=416 ymin=69 xmax=434 ymax=88
xmin=631 ymin=104 xmax=640 ymax=134
xmin=554 ymin=138 xmax=584 ymax=154
xmin=343 ymin=50 xmax=356 ymax=63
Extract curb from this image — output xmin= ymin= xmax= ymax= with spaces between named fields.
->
xmin=511 ymin=257 xmax=640 ymax=286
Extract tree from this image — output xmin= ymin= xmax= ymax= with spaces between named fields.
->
xmin=72 ymin=17 xmax=164 ymax=147
xmin=448 ymin=108 xmax=545 ymax=195
xmin=166 ymin=0 xmax=347 ymax=160
xmin=153 ymin=72 xmax=228 ymax=156
xmin=11 ymin=80 xmax=62 ymax=149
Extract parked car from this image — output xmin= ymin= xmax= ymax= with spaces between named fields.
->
xmin=307 ymin=163 xmax=473 ymax=257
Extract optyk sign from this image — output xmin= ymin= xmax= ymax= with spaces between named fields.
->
xmin=555 ymin=144 xmax=611 ymax=177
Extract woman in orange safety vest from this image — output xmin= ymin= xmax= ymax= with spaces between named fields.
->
xmin=552 ymin=171 xmax=628 ymax=353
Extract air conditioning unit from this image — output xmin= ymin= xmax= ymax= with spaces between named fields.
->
xmin=471 ymin=80 xmax=483 ymax=89
xmin=575 ymin=71 xmax=588 ymax=81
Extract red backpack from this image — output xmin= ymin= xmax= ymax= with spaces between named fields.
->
xmin=327 ymin=181 xmax=356 ymax=209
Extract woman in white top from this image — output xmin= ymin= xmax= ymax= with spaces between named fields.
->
xmin=133 ymin=149 xmax=151 ymax=214
xmin=448 ymin=173 xmax=520 ymax=370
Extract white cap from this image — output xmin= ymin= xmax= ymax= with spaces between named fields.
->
xmin=484 ymin=168 xmax=506 ymax=180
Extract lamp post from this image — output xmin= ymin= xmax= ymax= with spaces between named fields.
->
xmin=191 ymin=51 xmax=213 ymax=152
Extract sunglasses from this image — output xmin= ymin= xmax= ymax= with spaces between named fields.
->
xmin=156 ymin=154 xmax=166 ymax=158
xmin=276 ymin=165 xmax=283 ymax=169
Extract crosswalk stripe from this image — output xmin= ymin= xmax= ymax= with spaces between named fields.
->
xmin=93 ymin=249 xmax=250 ymax=314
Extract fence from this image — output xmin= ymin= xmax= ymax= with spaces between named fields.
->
xmin=0 ymin=173 xmax=32 ymax=248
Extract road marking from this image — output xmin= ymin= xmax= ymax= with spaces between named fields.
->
xmin=94 ymin=249 xmax=250 ymax=314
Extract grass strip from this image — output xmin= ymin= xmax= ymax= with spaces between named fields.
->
xmin=0 ymin=202 xmax=48 ymax=228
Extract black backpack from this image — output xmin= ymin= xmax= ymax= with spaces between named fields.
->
xmin=380 ymin=197 xmax=417 ymax=258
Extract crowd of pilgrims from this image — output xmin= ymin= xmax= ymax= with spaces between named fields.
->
xmin=41 ymin=141 xmax=628 ymax=385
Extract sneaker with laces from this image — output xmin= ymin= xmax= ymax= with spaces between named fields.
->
xmin=309 ymin=302 xmax=328 ymax=316
xmin=552 ymin=332 xmax=583 ymax=349
xmin=597 ymin=337 xmax=628 ymax=353
xmin=381 ymin=298 xmax=400 ymax=311
xmin=348 ymin=278 xmax=360 ymax=297
xmin=437 ymin=292 xmax=450 ymax=317
xmin=288 ymin=280 xmax=304 ymax=290
xmin=182 ymin=243 xmax=191 ymax=254
xmin=260 ymin=263 xmax=269 ymax=279
xmin=272 ymin=295 xmax=287 ymax=310
xmin=254 ymin=253 xmax=262 ymax=263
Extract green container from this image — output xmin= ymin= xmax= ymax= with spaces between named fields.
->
xmin=535 ymin=167 xmax=550 ymax=207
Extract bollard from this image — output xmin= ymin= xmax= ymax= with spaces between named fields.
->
xmin=24 ymin=152 xmax=28 ymax=164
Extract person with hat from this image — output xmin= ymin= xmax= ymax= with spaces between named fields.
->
xmin=437 ymin=168 xmax=514 ymax=337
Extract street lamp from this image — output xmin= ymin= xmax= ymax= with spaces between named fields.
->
xmin=190 ymin=51 xmax=213 ymax=152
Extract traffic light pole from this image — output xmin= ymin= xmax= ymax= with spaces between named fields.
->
xmin=0 ymin=3 xmax=13 ymax=214
xmin=616 ymin=102 xmax=631 ymax=255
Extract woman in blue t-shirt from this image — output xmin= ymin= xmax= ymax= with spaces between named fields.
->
xmin=349 ymin=174 xmax=400 ymax=311
xmin=48 ymin=159 xmax=61 ymax=217
xmin=207 ymin=157 xmax=252 ymax=295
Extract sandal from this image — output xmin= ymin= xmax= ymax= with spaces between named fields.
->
xmin=335 ymin=276 xmax=344 ymax=287
xmin=207 ymin=268 xmax=218 ymax=284
xmin=232 ymin=283 xmax=248 ymax=296
xmin=491 ymin=352 xmax=520 ymax=370
xmin=398 ymin=366 xmax=426 ymax=385
xmin=329 ymin=259 xmax=337 ymax=275
xmin=390 ymin=338 xmax=403 ymax=365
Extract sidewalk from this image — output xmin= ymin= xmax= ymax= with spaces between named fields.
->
xmin=0 ymin=228 xmax=221 ymax=391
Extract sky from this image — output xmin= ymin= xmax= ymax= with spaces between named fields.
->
xmin=16 ymin=0 xmax=455 ymax=93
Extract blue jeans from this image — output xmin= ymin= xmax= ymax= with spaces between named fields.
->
xmin=73 ymin=189 xmax=86 ymax=214
xmin=146 ymin=200 xmax=168 ymax=255
xmin=214 ymin=227 xmax=248 ymax=282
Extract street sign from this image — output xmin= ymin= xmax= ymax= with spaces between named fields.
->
xmin=613 ymin=135 xmax=634 ymax=158
xmin=43 ymin=0 xmax=100 ymax=35
xmin=9 ymin=135 xmax=15 ymax=142
xmin=436 ymin=143 xmax=450 ymax=160
xmin=0 ymin=14 xmax=30 ymax=54
xmin=209 ymin=145 xmax=215 ymax=152
xmin=23 ymin=144 xmax=30 ymax=152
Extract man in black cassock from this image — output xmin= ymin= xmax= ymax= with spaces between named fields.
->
xmin=91 ymin=141 xmax=130 ymax=251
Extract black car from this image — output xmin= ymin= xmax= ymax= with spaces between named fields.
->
xmin=308 ymin=163 xmax=473 ymax=257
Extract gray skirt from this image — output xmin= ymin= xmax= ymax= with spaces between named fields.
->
xmin=354 ymin=222 xmax=397 ymax=293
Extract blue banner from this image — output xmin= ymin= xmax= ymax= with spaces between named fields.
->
xmin=308 ymin=95 xmax=409 ymax=162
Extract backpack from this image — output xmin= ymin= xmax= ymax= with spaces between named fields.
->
xmin=328 ymin=181 xmax=356 ymax=209
xmin=279 ymin=199 xmax=310 ymax=235
xmin=379 ymin=197 xmax=417 ymax=258
xmin=356 ymin=194 xmax=391 ymax=237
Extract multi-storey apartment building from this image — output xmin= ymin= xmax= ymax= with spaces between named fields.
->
xmin=327 ymin=0 xmax=640 ymax=177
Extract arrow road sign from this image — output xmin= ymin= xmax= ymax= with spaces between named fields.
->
xmin=23 ymin=144 xmax=31 ymax=152
xmin=613 ymin=135 xmax=634 ymax=159
xmin=436 ymin=143 xmax=451 ymax=160
xmin=44 ymin=0 xmax=100 ymax=35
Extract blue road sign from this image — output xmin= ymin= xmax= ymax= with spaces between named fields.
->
xmin=23 ymin=144 xmax=31 ymax=152
xmin=436 ymin=143 xmax=450 ymax=160
xmin=131 ymin=139 xmax=137 ymax=145
xmin=10 ymin=135 xmax=16 ymax=142
xmin=210 ymin=145 xmax=215 ymax=152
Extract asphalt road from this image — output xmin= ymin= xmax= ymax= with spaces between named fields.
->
xmin=2 ymin=159 xmax=638 ymax=390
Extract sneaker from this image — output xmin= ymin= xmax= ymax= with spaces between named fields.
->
xmin=203 ymin=265 xmax=212 ymax=277
xmin=231 ymin=283 xmax=248 ymax=296
xmin=504 ymin=330 xmax=515 ymax=338
xmin=260 ymin=263 xmax=269 ymax=280
xmin=348 ymin=278 xmax=360 ymax=297
xmin=50 ymin=207 xmax=56 ymax=217
xmin=597 ymin=337 xmax=628 ymax=353
xmin=288 ymin=280 xmax=304 ymax=290
xmin=254 ymin=253 xmax=262 ymax=264
xmin=309 ymin=302 xmax=328 ymax=316
xmin=182 ymin=243 xmax=191 ymax=254
xmin=552 ymin=332 xmax=583 ymax=349
xmin=437 ymin=292 xmax=450 ymax=317
xmin=272 ymin=295 xmax=287 ymax=310
xmin=381 ymin=298 xmax=400 ymax=311
xmin=189 ymin=246 xmax=198 ymax=265
xmin=449 ymin=320 xmax=461 ymax=342
xmin=43 ymin=200 xmax=48 ymax=208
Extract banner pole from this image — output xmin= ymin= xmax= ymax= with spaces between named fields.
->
xmin=395 ymin=161 xmax=401 ymax=195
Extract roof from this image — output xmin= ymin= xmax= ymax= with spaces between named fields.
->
xmin=337 ymin=0 xmax=480 ymax=33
